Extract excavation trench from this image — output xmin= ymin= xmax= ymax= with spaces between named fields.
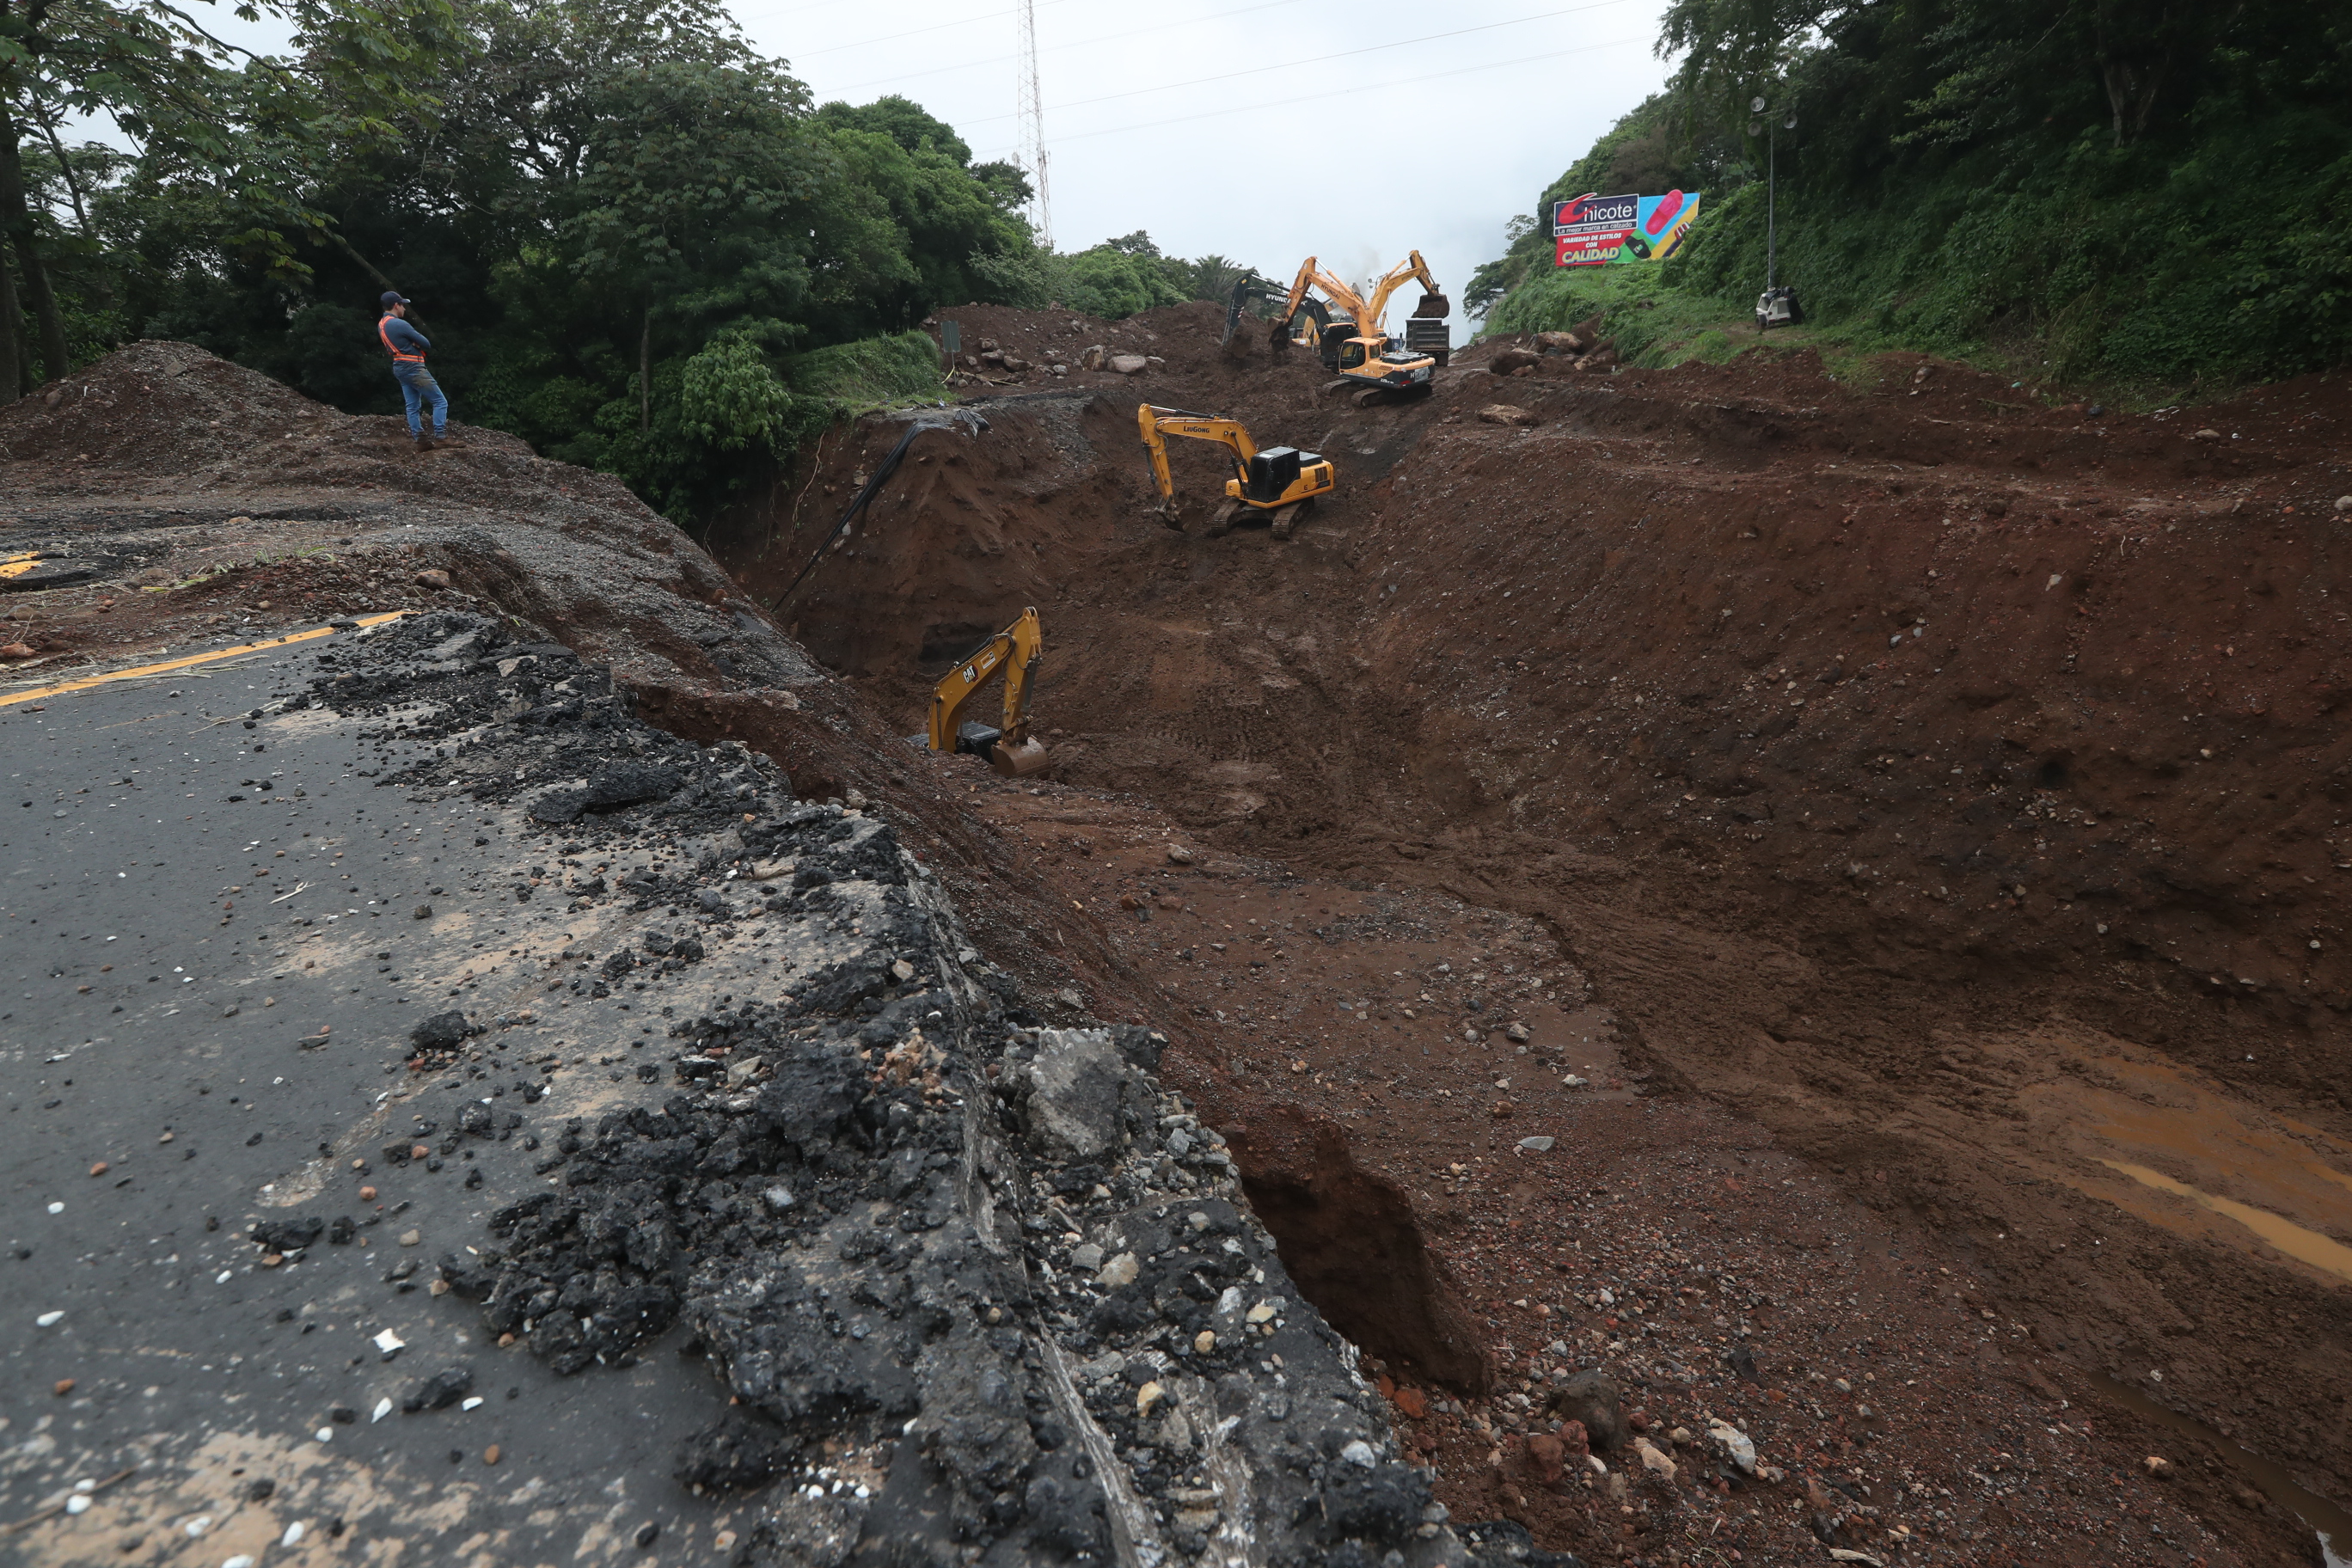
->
xmin=698 ymin=297 xmax=2352 ymax=1559
xmin=25 ymin=329 xmax=2352 ymax=1566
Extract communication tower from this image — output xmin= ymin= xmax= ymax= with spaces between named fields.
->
xmin=1016 ymin=0 xmax=1052 ymax=248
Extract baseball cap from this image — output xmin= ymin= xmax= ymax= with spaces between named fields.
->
xmin=381 ymin=290 xmax=410 ymax=308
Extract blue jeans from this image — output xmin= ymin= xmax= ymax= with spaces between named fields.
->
xmin=393 ymin=363 xmax=447 ymax=437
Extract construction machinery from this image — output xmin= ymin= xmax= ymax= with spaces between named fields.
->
xmin=1137 ymin=404 xmax=1334 ymax=538
xmin=925 ymin=607 xmax=1050 ymax=776
xmin=1271 ymin=251 xmax=1451 ymax=403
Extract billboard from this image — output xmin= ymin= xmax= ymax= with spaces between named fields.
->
xmin=1552 ymin=190 xmax=1701 ymax=267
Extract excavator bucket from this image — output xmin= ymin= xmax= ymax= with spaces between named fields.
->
xmin=990 ymin=736 xmax=1050 ymax=777
xmin=1411 ymin=291 xmax=1451 ymax=319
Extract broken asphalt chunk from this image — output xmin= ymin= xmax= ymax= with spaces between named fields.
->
xmin=403 ymin=1365 xmax=475 ymax=1413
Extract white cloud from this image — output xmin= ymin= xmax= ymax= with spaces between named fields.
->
xmin=745 ymin=0 xmax=1677 ymax=317
xmin=79 ymin=0 xmax=1680 ymax=325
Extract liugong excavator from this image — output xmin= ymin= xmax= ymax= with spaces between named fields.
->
xmin=924 ymin=607 xmax=1050 ymax=775
xmin=1137 ymin=404 xmax=1334 ymax=537
xmin=1271 ymin=251 xmax=1451 ymax=404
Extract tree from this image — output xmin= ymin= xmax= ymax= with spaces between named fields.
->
xmin=0 ymin=0 xmax=460 ymax=393
xmin=814 ymin=94 xmax=971 ymax=165
xmin=558 ymin=55 xmax=823 ymax=426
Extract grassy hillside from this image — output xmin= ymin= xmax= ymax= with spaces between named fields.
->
xmin=1471 ymin=3 xmax=2352 ymax=396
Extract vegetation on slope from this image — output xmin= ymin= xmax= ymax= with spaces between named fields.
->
xmin=9 ymin=0 xmax=1273 ymax=523
xmin=1471 ymin=1 xmax=2352 ymax=391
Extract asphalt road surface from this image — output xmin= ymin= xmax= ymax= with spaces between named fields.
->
xmin=1 ymin=628 xmax=734 ymax=1565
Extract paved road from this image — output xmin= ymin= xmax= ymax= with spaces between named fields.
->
xmin=1 ymin=629 xmax=733 ymax=1566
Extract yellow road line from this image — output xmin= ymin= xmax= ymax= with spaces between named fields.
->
xmin=1 ymin=550 xmax=40 ymax=580
xmin=0 ymin=611 xmax=410 ymax=708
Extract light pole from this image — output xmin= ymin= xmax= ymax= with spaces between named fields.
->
xmin=1749 ymin=95 xmax=1800 ymax=329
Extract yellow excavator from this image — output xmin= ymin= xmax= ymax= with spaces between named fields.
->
xmin=925 ymin=607 xmax=1050 ymax=776
xmin=1137 ymin=403 xmax=1335 ymax=538
xmin=1271 ymin=250 xmax=1451 ymax=403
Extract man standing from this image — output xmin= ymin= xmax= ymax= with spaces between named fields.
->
xmin=377 ymin=291 xmax=456 ymax=451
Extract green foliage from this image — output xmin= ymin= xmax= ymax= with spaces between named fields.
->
xmin=960 ymin=230 xmax=1273 ymax=322
xmin=783 ymin=331 xmax=940 ymax=407
xmin=40 ymin=0 xmax=1039 ymax=520
xmin=680 ymin=334 xmax=795 ymax=452
xmin=814 ymin=95 xmax=971 ymax=166
xmin=1059 ymin=242 xmax=1186 ymax=321
xmin=1475 ymin=0 xmax=2352 ymax=391
xmin=3 ymin=0 xmax=463 ymax=282
xmin=34 ymin=0 xmax=1271 ymax=525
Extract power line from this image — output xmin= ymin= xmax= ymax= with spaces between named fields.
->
xmin=827 ymin=0 xmax=1315 ymax=96
xmin=953 ymin=0 xmax=1645 ymax=130
xmin=976 ymin=32 xmax=1647 ymax=150
xmin=789 ymin=0 xmax=1080 ymax=62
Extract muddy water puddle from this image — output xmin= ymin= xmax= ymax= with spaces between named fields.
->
xmin=2000 ymin=1044 xmax=2352 ymax=1284
xmin=2098 ymin=1160 xmax=2352 ymax=1284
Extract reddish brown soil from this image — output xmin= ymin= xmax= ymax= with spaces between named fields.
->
xmin=15 ymin=322 xmax=2349 ymax=1565
xmin=708 ymin=300 xmax=2352 ymax=1565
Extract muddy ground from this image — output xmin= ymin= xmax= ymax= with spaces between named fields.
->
xmin=707 ymin=300 xmax=2352 ymax=1565
xmin=5 ymin=318 xmax=2349 ymax=1567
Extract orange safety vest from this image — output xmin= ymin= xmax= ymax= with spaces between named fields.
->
xmin=378 ymin=314 xmax=426 ymax=364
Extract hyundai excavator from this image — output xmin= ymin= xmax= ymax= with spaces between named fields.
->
xmin=1271 ymin=250 xmax=1451 ymax=404
xmin=1137 ymin=403 xmax=1334 ymax=538
xmin=924 ymin=608 xmax=1050 ymax=776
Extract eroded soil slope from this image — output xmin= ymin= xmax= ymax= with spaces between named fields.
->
xmin=713 ymin=300 xmax=2352 ymax=1555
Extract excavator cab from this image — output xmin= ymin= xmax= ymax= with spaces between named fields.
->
xmin=925 ymin=609 xmax=1050 ymax=777
xmin=1138 ymin=404 xmax=1334 ymax=538
xmin=1245 ymin=446 xmax=1305 ymax=504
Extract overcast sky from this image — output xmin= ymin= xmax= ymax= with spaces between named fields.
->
xmin=734 ymin=0 xmax=1675 ymax=313
xmin=161 ymin=0 xmax=1680 ymax=317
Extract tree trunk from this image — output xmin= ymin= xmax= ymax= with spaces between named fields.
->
xmin=332 ymin=231 xmax=429 ymax=336
xmin=640 ymin=310 xmax=651 ymax=432
xmin=0 ymin=111 xmax=70 ymax=383
xmin=28 ymin=99 xmax=89 ymax=234
xmin=0 ymin=243 xmax=21 ymax=401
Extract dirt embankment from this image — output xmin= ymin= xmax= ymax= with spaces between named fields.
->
xmin=0 ymin=342 xmax=1182 ymax=1047
xmin=707 ymin=299 xmax=2352 ymax=1557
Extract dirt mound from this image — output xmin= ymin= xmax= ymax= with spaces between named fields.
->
xmin=0 ymin=338 xmax=642 ymax=517
xmin=702 ymin=310 xmax=2352 ymax=1554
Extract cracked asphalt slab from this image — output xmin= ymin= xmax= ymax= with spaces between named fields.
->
xmin=1 ymin=622 xmax=738 ymax=1565
xmin=6 ymin=608 xmax=1511 ymax=1568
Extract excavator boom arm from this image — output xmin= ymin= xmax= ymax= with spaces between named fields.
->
xmin=1360 ymin=250 xmax=1445 ymax=340
xmin=997 ymin=610 xmax=1042 ymax=738
xmin=1271 ymin=256 xmax=1370 ymax=349
xmin=928 ymin=608 xmax=1044 ymax=751
xmin=1138 ymin=405 xmax=1257 ymax=497
xmin=1272 ymin=257 xmax=1320 ymax=334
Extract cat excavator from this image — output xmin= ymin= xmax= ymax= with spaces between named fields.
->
xmin=1137 ymin=403 xmax=1334 ymax=537
xmin=925 ymin=607 xmax=1050 ymax=776
xmin=1271 ymin=250 xmax=1451 ymax=404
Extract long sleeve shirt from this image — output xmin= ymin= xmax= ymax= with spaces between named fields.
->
xmin=379 ymin=315 xmax=432 ymax=361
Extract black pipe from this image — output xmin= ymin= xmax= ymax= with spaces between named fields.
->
xmin=772 ymin=407 xmax=988 ymax=608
